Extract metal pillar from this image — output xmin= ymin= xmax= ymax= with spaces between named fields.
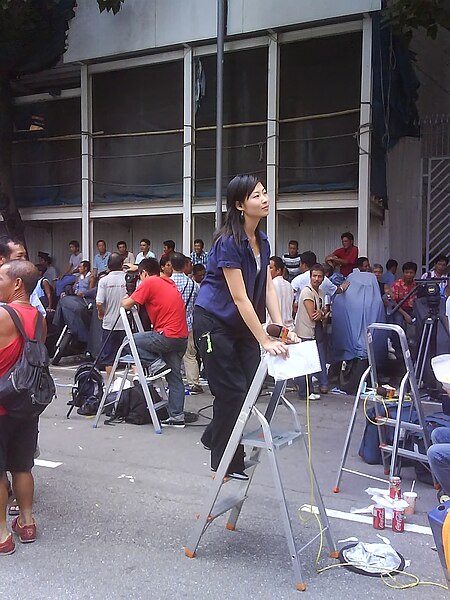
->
xmin=266 ymin=33 xmax=279 ymax=251
xmin=81 ymin=64 xmax=93 ymax=261
xmin=183 ymin=47 xmax=194 ymax=256
xmin=215 ymin=0 xmax=226 ymax=230
xmin=357 ymin=15 xmax=373 ymax=257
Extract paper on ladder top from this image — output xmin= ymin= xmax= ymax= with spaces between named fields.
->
xmin=267 ymin=340 xmax=321 ymax=380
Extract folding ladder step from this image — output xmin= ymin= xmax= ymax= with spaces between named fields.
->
xmin=375 ymin=417 xmax=423 ymax=431
xmin=379 ymin=444 xmax=429 ymax=463
xmin=242 ymin=429 xmax=301 ymax=449
xmin=207 ymin=492 xmax=248 ymax=521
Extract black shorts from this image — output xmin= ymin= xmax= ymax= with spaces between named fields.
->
xmin=98 ymin=328 xmax=126 ymax=366
xmin=0 ymin=415 xmax=39 ymax=473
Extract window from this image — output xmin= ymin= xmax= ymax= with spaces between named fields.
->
xmin=12 ymin=97 xmax=81 ymax=207
xmin=92 ymin=61 xmax=183 ymax=203
xmin=195 ymin=47 xmax=267 ymax=199
xmin=279 ymin=33 xmax=362 ymax=193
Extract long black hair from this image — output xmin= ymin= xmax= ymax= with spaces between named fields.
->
xmin=212 ymin=174 xmax=262 ymax=246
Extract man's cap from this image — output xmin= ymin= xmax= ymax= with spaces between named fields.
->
xmin=38 ymin=251 xmax=50 ymax=259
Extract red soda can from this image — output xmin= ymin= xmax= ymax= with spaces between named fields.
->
xmin=389 ymin=476 xmax=401 ymax=500
xmin=392 ymin=508 xmax=405 ymax=533
xmin=373 ymin=505 xmax=385 ymax=530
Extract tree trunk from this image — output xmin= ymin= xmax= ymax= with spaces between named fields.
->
xmin=0 ymin=76 xmax=25 ymax=244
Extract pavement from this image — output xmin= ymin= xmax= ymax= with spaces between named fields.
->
xmin=0 ymin=360 xmax=448 ymax=599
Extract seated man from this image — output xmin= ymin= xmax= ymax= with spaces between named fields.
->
xmin=53 ymin=261 xmax=97 ymax=346
xmin=325 ymin=231 xmax=358 ymax=278
xmin=122 ymin=258 xmax=188 ymax=428
xmin=55 ymin=240 xmax=83 ymax=297
xmin=427 ymin=355 xmax=450 ymax=502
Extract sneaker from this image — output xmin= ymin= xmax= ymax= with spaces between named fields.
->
xmin=308 ymin=393 xmax=321 ymax=401
xmin=0 ymin=533 xmax=15 ymax=555
xmin=184 ymin=411 xmax=199 ymax=424
xmin=11 ymin=517 xmax=37 ymax=543
xmin=160 ymin=417 xmax=185 ymax=428
xmin=227 ymin=471 xmax=249 ymax=481
xmin=188 ymin=384 xmax=204 ymax=394
xmin=149 ymin=359 xmax=171 ymax=378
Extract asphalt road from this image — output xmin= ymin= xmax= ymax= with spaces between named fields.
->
xmin=0 ymin=361 xmax=447 ymax=599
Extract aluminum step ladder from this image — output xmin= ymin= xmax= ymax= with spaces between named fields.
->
xmin=93 ymin=306 xmax=169 ymax=434
xmin=184 ymin=358 xmax=337 ymax=592
xmin=333 ymin=323 xmax=435 ymax=493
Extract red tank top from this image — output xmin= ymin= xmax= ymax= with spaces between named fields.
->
xmin=0 ymin=303 xmax=38 ymax=416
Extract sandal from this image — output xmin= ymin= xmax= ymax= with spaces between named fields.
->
xmin=8 ymin=500 xmax=20 ymax=517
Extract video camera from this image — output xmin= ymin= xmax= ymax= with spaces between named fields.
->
xmin=415 ymin=278 xmax=445 ymax=316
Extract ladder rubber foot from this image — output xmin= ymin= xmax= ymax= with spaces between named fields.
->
xmin=184 ymin=548 xmax=196 ymax=559
xmin=332 ymin=486 xmax=340 ymax=493
xmin=295 ymin=583 xmax=307 ymax=592
xmin=329 ymin=551 xmax=339 ymax=559
xmin=225 ymin=523 xmax=235 ymax=531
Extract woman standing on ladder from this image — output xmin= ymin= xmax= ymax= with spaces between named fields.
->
xmin=194 ymin=174 xmax=297 ymax=480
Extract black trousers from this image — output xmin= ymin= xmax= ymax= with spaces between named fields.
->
xmin=193 ymin=307 xmax=260 ymax=473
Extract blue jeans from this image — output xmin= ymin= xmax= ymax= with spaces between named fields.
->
xmin=131 ymin=332 xmax=187 ymax=419
xmin=428 ymin=427 xmax=450 ymax=495
xmin=295 ymin=336 xmax=328 ymax=398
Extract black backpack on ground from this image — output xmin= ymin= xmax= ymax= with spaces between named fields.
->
xmin=0 ymin=304 xmax=56 ymax=420
xmin=70 ymin=363 xmax=104 ymax=416
xmin=105 ymin=382 xmax=169 ymax=425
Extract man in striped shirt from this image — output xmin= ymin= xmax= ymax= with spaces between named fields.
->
xmin=282 ymin=240 xmax=302 ymax=282
xmin=170 ymin=252 xmax=202 ymax=394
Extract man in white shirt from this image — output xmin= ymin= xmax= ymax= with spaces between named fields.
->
xmin=116 ymin=241 xmax=135 ymax=266
xmin=268 ymin=256 xmax=294 ymax=330
xmin=291 ymin=251 xmax=349 ymax=307
xmin=135 ymin=238 xmax=155 ymax=264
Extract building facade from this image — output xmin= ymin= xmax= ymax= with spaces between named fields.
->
xmin=11 ymin=0 xmax=417 ymax=272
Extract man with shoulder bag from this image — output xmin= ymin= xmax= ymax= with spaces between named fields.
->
xmin=294 ymin=263 xmax=330 ymax=400
xmin=0 ymin=260 xmax=53 ymax=555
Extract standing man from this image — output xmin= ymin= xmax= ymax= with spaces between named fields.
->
xmin=116 ymin=241 xmax=135 ymax=266
xmin=190 ymin=239 xmax=208 ymax=266
xmin=291 ymin=251 xmax=348 ymax=309
xmin=92 ymin=240 xmax=111 ymax=280
xmin=122 ymin=258 xmax=188 ymax=428
xmin=295 ymin=264 xmax=330 ymax=399
xmin=381 ymin=259 xmax=398 ymax=287
xmin=325 ymin=232 xmax=358 ymax=277
xmin=135 ymin=238 xmax=155 ymax=264
xmin=161 ymin=240 xmax=176 ymax=262
xmin=0 ymin=260 xmax=44 ymax=554
xmin=192 ymin=263 xmax=206 ymax=285
xmin=282 ymin=240 xmax=302 ymax=282
xmin=268 ymin=256 xmax=294 ymax=330
xmin=421 ymin=254 xmax=449 ymax=297
xmin=38 ymin=252 xmax=58 ymax=284
xmin=96 ymin=253 xmax=127 ymax=379
xmin=170 ymin=252 xmax=202 ymax=394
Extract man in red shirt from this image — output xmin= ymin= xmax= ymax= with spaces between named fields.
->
xmin=0 ymin=260 xmax=44 ymax=555
xmin=326 ymin=231 xmax=358 ymax=278
xmin=122 ymin=258 xmax=188 ymax=428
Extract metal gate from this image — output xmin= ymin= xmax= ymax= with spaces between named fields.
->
xmin=424 ymin=156 xmax=450 ymax=268
xmin=421 ymin=115 xmax=450 ymax=268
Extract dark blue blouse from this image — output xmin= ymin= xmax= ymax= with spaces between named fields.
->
xmin=195 ymin=231 xmax=271 ymax=331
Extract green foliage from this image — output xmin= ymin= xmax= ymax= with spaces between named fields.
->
xmin=97 ymin=0 xmax=125 ymax=14
xmin=383 ymin=0 xmax=450 ymax=41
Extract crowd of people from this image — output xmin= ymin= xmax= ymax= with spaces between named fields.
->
xmin=0 ymin=174 xmax=449 ymax=554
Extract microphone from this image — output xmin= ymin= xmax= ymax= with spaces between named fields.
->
xmin=267 ymin=323 xmax=289 ymax=342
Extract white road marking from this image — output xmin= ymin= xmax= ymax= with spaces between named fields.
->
xmin=35 ymin=459 xmax=63 ymax=469
xmin=300 ymin=504 xmax=432 ymax=536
